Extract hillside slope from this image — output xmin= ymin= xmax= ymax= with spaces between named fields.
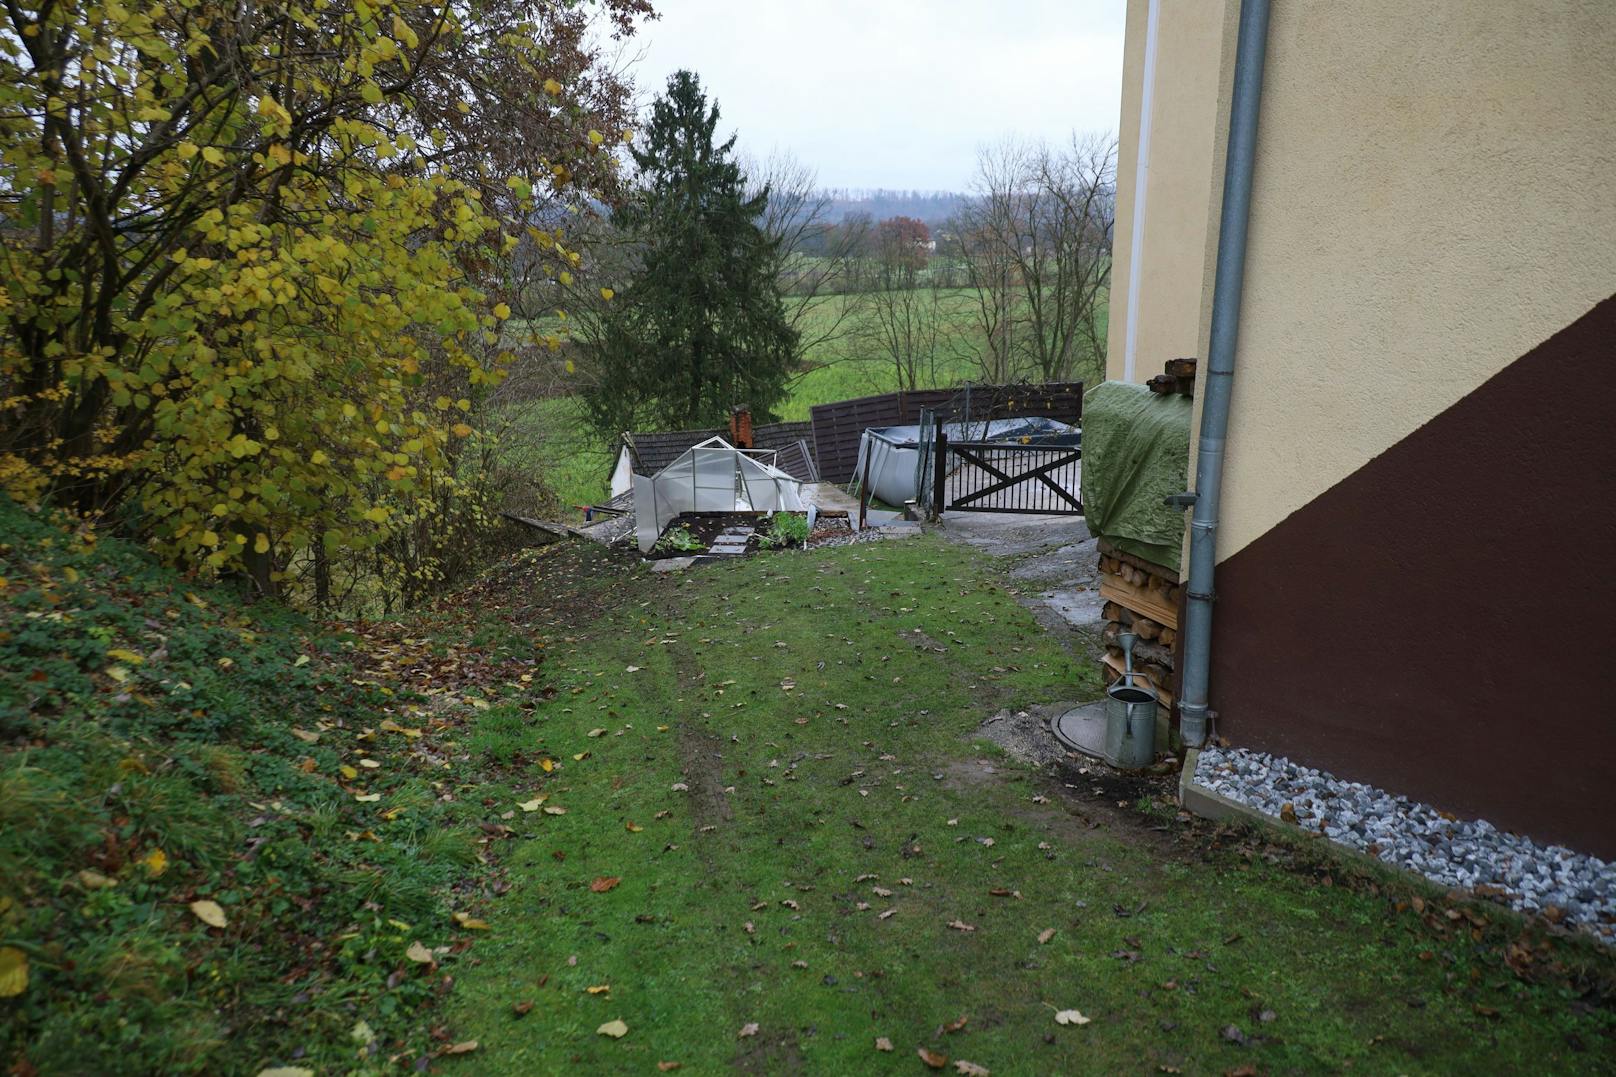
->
xmin=0 ymin=500 xmax=537 ymax=1074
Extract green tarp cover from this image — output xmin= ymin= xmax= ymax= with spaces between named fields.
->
xmin=1080 ymin=381 xmax=1191 ymax=572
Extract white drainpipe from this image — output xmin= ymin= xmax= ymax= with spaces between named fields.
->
xmin=1121 ymin=0 xmax=1162 ymax=384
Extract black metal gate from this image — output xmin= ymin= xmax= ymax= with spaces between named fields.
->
xmin=942 ymin=440 xmax=1083 ymax=514
xmin=913 ymin=408 xmax=1082 ymax=518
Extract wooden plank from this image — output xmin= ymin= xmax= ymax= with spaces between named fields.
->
xmin=1099 ymin=575 xmax=1179 ymax=630
xmin=1096 ymin=538 xmax=1180 ymax=584
xmin=1102 ymin=651 xmax=1176 ymax=710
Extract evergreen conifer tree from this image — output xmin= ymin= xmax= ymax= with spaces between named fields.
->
xmin=583 ymin=70 xmax=798 ymax=435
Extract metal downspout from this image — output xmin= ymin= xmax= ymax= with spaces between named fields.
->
xmin=1177 ymin=0 xmax=1272 ymax=749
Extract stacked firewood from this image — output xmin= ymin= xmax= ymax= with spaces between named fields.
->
xmin=1146 ymin=356 xmax=1197 ymax=397
xmin=1097 ymin=539 xmax=1181 ymax=716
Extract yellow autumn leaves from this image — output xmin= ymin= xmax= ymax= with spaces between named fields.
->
xmin=0 ymin=947 xmax=26 ymax=998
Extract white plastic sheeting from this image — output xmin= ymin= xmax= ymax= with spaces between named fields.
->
xmin=632 ymin=437 xmax=806 ymax=553
xmin=851 ymin=417 xmax=1080 ymax=506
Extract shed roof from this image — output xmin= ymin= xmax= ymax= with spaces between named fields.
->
xmin=622 ymin=421 xmax=819 ymax=483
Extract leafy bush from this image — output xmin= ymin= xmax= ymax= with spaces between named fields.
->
xmin=654 ymin=525 xmax=706 ymax=553
xmin=757 ymin=512 xmax=811 ymax=549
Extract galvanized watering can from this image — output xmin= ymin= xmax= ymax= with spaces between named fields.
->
xmin=1103 ymin=632 xmax=1157 ymax=769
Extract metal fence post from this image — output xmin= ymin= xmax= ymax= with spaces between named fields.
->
xmin=932 ymin=416 xmax=947 ymax=521
xmin=859 ymin=452 xmax=871 ymax=531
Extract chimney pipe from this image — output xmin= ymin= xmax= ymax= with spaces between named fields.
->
xmin=729 ymin=406 xmax=753 ymax=449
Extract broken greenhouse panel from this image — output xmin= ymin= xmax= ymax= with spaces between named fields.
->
xmin=632 ymin=437 xmax=807 ymax=552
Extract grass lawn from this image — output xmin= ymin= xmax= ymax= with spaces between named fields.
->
xmin=439 ymin=536 xmax=1614 ymax=1075
xmin=4 ymin=502 xmax=1611 ymax=1073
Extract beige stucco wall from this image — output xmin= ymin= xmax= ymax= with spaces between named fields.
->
xmin=1114 ymin=0 xmax=1616 ymax=560
xmin=1105 ymin=0 xmax=1233 ymax=384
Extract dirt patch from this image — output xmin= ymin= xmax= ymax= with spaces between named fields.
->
xmin=900 ymin=627 xmax=950 ymax=654
xmin=644 ymin=511 xmax=764 ymax=559
xmin=971 ymin=704 xmax=1071 ymax=767
xmin=734 ymin=1027 xmax=807 ymax=1075
xmin=948 ymin=706 xmax=1193 ymax=858
xmin=676 ymin=724 xmax=736 ymax=830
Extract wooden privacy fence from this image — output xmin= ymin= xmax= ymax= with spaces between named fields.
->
xmin=809 ymin=381 xmax=1085 ymax=484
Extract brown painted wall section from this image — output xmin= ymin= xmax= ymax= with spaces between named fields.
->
xmin=1211 ymin=296 xmax=1616 ymax=859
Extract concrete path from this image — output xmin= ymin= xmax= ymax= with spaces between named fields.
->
xmin=932 ymin=512 xmax=1105 ymax=635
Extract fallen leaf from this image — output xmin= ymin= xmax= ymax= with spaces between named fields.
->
xmin=878 ymin=908 xmax=896 ymax=920
xmin=405 ymin=941 xmax=434 ymax=964
xmin=874 ymin=1037 xmax=894 ymax=1052
xmin=142 ymin=849 xmax=168 ymax=877
xmin=1038 ymin=927 xmax=1057 ymax=945
xmin=189 ymin=900 xmax=228 ymax=928
xmin=256 ymin=1070 xmax=314 ymax=1077
xmin=587 ymin=727 xmax=607 ymax=738
xmin=290 ymin=727 xmax=320 ymax=744
xmin=354 ymin=792 xmax=380 ymax=803
xmin=442 ymin=1041 xmax=478 ymax=1055
xmin=943 ymin=1014 xmax=968 ymax=1032
xmin=0 ymin=947 xmax=28 ymax=997
xmin=597 ymin=1019 xmax=629 ymax=1038
xmin=517 ymin=799 xmax=545 ymax=812
xmin=657 ymin=1064 xmax=682 ymax=1072
xmin=585 ymin=984 xmax=611 ymax=995
xmin=1054 ymin=1009 xmax=1091 ymax=1026
xmin=78 ymin=870 xmax=115 ymax=890
xmin=671 ymin=782 xmax=689 ymax=792
xmin=590 ymin=876 xmax=621 ymax=893
xmin=625 ymin=821 xmax=643 ymax=832
xmin=543 ymin=806 xmax=567 ymax=815
xmin=947 ymin=919 xmax=976 ymax=932
xmin=513 ymin=1000 xmax=534 ymax=1016
xmin=351 ymin=1019 xmax=376 ymax=1046
xmin=738 ymin=1022 xmax=759 ymax=1038
xmin=626 ymin=665 xmax=641 ymax=672
xmin=918 ymin=1046 xmax=949 ymax=1069
xmin=452 ymin=911 xmax=490 ymax=930
xmin=955 ymin=1062 xmax=991 ymax=1076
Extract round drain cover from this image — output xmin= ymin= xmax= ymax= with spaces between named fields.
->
xmin=1052 ymin=701 xmax=1108 ymax=759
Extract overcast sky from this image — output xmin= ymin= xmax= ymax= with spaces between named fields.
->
xmin=620 ymin=0 xmax=1126 ymax=193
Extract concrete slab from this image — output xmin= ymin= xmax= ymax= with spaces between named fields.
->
xmin=649 ymin=556 xmax=697 ymax=572
xmin=803 ymin=482 xmax=860 ymax=513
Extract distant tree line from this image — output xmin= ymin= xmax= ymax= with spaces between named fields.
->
xmin=542 ymin=74 xmax=1115 ymax=438
xmin=768 ymin=136 xmax=1117 ymax=389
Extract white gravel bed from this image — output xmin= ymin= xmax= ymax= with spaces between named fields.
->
xmin=1193 ymin=745 xmax=1616 ymax=944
